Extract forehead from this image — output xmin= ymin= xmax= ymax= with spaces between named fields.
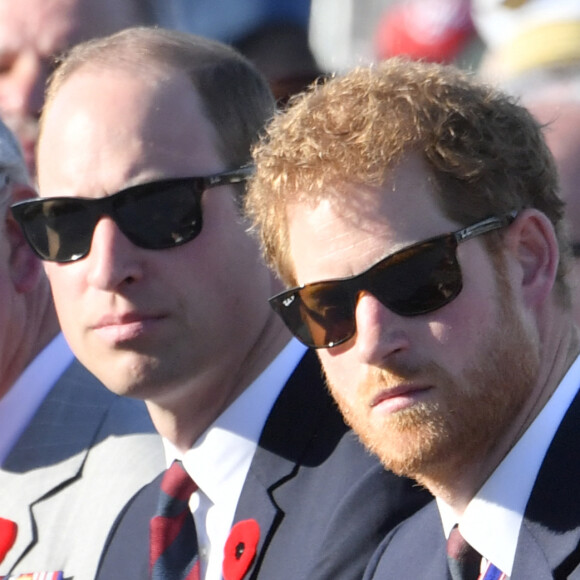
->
xmin=38 ymin=65 xmax=222 ymax=196
xmin=287 ymin=153 xmax=457 ymax=284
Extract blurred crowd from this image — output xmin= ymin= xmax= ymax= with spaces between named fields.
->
xmin=3 ymin=0 xmax=580 ymax=175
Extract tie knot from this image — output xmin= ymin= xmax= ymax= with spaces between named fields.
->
xmin=161 ymin=460 xmax=198 ymax=502
xmin=151 ymin=460 xmax=201 ymax=579
xmin=447 ymin=525 xmax=474 ymax=560
xmin=447 ymin=525 xmax=481 ymax=580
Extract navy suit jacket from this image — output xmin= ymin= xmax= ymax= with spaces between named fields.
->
xmin=364 ymin=386 xmax=580 ymax=580
xmin=97 ymin=350 xmax=431 ymax=579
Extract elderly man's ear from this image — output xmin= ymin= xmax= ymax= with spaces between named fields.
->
xmin=6 ymin=183 xmax=44 ymax=293
xmin=503 ymin=209 xmax=560 ymax=310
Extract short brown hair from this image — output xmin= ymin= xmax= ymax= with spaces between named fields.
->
xmin=246 ymin=57 xmax=566 ymax=297
xmin=42 ymin=26 xmax=275 ymax=174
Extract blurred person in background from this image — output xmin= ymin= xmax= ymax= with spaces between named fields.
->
xmin=472 ymin=0 xmax=580 ymax=326
xmin=153 ymin=0 xmax=311 ymax=46
xmin=472 ymin=0 xmax=580 ymax=83
xmin=153 ymin=0 xmax=320 ymax=105
xmin=506 ymin=66 xmax=580 ymax=325
xmin=374 ymin=0 xmax=482 ymax=69
xmin=233 ymin=21 xmax=323 ymax=106
xmin=0 ymin=0 xmax=156 ymax=179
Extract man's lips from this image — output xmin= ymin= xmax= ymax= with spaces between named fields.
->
xmin=92 ymin=312 xmax=165 ymax=342
xmin=370 ymin=384 xmax=432 ymax=414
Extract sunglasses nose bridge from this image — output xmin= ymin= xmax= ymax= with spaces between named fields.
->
xmin=352 ymin=290 xmax=412 ymax=364
xmin=83 ymin=194 xmax=136 ymax=255
xmin=334 ymin=279 xmax=370 ymax=346
xmin=351 ymin=268 xmax=383 ymax=311
xmin=89 ymin=195 xmax=133 ymax=243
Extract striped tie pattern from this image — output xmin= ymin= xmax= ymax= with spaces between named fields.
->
xmin=479 ymin=562 xmax=508 ymax=580
xmin=447 ymin=525 xmax=481 ymax=580
xmin=446 ymin=525 xmax=508 ymax=580
xmin=150 ymin=460 xmax=200 ymax=580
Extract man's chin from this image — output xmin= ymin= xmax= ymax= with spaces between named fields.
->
xmin=344 ymin=404 xmax=450 ymax=478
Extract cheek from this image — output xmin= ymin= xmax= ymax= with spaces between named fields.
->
xmin=44 ymin=264 xmax=82 ymax=316
xmin=427 ymin=278 xmax=501 ymax=369
xmin=317 ymin=348 xmax=360 ymax=403
xmin=426 ymin=316 xmax=488 ymax=369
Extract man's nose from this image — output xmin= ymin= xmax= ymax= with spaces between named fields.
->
xmin=85 ymin=217 xmax=145 ymax=291
xmin=353 ymin=291 xmax=411 ymax=365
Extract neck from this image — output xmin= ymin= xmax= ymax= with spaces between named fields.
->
xmin=418 ymin=322 xmax=580 ymax=516
xmin=146 ymin=313 xmax=293 ymax=453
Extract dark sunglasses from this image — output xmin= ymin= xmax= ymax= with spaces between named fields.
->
xmin=269 ymin=212 xmax=517 ymax=349
xmin=10 ymin=166 xmax=254 ymax=263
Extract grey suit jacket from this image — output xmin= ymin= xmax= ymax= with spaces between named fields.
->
xmin=363 ymin=385 xmax=580 ymax=580
xmin=0 ymin=358 xmax=165 ymax=580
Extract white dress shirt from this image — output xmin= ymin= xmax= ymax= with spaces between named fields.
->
xmin=0 ymin=333 xmax=74 ymax=464
xmin=438 ymin=353 xmax=580 ymax=576
xmin=162 ymin=338 xmax=307 ymax=580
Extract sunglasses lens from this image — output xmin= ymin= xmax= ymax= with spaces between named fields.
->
xmin=114 ymin=180 xmax=203 ymax=250
xmin=271 ymin=235 xmax=462 ymax=348
xmin=370 ymin=236 xmax=461 ymax=316
xmin=16 ymin=199 xmax=95 ymax=262
xmin=13 ymin=179 xmax=205 ymax=262
xmin=303 ymin=283 xmax=356 ymax=347
xmin=270 ymin=282 xmax=356 ymax=349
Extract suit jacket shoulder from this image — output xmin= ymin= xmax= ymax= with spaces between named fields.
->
xmin=0 ymin=359 xmax=164 ymax=580
xmin=362 ymin=500 xmax=446 ymax=580
xmin=512 ymin=386 xmax=580 ymax=579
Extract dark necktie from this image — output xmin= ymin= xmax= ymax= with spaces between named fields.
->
xmin=447 ymin=525 xmax=482 ymax=580
xmin=150 ymin=460 xmax=201 ymax=580
xmin=446 ymin=525 xmax=507 ymax=580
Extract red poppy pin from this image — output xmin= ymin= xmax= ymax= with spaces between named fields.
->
xmin=222 ymin=519 xmax=260 ymax=580
xmin=0 ymin=518 xmax=17 ymax=563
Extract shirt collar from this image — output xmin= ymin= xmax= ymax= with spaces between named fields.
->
xmin=438 ymin=353 xmax=580 ymax=576
xmin=0 ymin=333 xmax=74 ymax=464
xmin=163 ymin=338 xmax=308 ymax=506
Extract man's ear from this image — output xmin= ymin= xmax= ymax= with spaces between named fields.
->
xmin=503 ymin=209 xmax=559 ymax=309
xmin=5 ymin=183 xmax=44 ymax=293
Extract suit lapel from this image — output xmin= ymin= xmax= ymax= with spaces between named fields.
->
xmin=231 ymin=350 xmax=335 ymax=578
xmin=0 ymin=360 xmax=118 ymax=570
xmin=513 ymin=386 xmax=580 ymax=578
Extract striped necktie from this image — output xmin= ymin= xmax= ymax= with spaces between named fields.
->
xmin=150 ymin=460 xmax=200 ymax=580
xmin=446 ymin=525 xmax=508 ymax=580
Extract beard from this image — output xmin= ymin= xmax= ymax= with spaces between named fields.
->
xmin=326 ymin=274 xmax=541 ymax=483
